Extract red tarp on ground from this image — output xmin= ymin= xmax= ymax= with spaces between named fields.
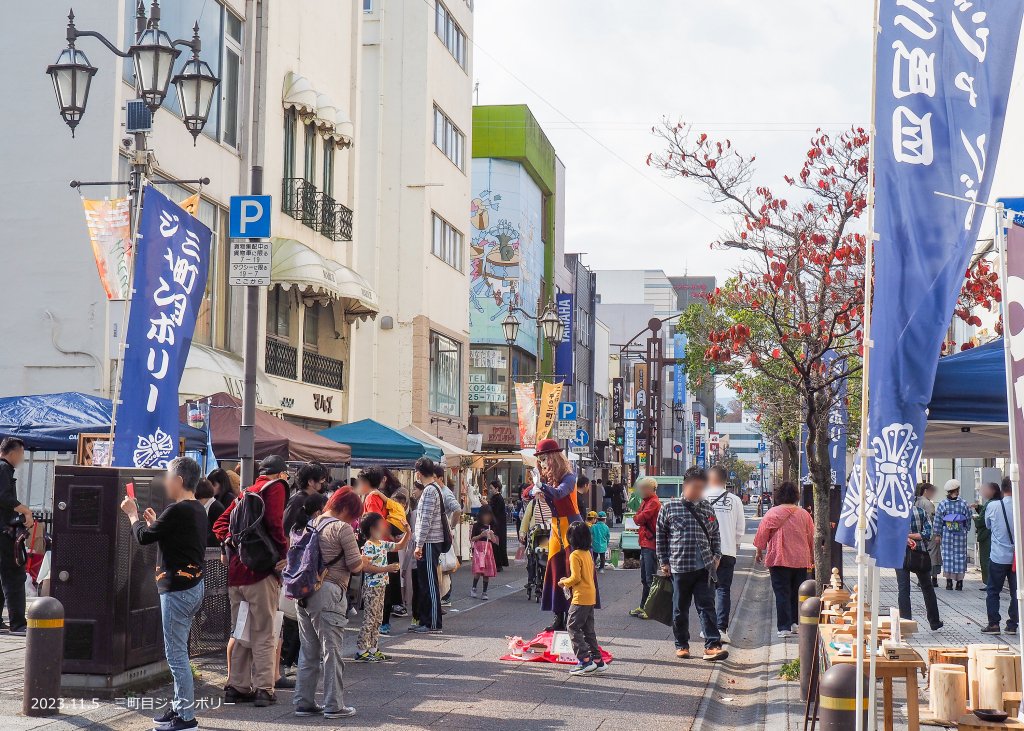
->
xmin=180 ymin=392 xmax=351 ymax=464
xmin=500 ymin=630 xmax=613 ymax=665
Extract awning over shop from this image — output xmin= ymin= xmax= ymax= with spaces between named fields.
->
xmin=319 ymin=419 xmax=442 ymax=469
xmin=283 ymin=72 xmax=352 ymax=147
xmin=924 ymin=338 xmax=1009 ymax=458
xmin=181 ymin=343 xmax=279 ymax=411
xmin=181 ymin=392 xmax=350 ymax=465
xmin=400 ymin=425 xmax=472 ymax=465
xmin=270 ymin=238 xmax=379 ymax=318
xmin=0 ymin=392 xmax=206 ymax=452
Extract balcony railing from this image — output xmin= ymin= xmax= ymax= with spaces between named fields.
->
xmin=315 ymin=192 xmax=354 ymax=242
xmin=302 ymin=349 xmax=345 ymax=390
xmin=282 ymin=178 xmax=353 ymax=241
xmin=281 ymin=177 xmax=319 ymax=229
xmin=265 ymin=337 xmax=297 ymax=380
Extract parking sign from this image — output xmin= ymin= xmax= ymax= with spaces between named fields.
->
xmin=557 ymin=402 xmax=577 ymax=421
xmin=229 ymin=195 xmax=272 ymax=239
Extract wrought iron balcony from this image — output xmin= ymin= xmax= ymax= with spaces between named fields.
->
xmin=282 ymin=178 xmax=353 ymax=241
xmin=265 ymin=336 xmax=298 ymax=380
xmin=281 ymin=177 xmax=318 ymax=228
xmin=302 ymin=348 xmax=344 ymax=390
xmin=314 ymin=192 xmax=354 ymax=242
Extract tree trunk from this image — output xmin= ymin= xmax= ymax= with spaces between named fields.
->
xmin=781 ymin=438 xmax=799 ymax=482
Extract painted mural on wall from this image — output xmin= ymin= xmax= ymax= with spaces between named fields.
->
xmin=470 ymin=158 xmax=543 ymax=356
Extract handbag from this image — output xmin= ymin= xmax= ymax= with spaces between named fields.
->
xmin=682 ymin=501 xmax=719 ymax=585
xmin=642 ymin=574 xmax=675 ymax=626
xmin=903 ymin=546 xmax=931 ymax=574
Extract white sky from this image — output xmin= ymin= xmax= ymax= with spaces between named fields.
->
xmin=473 ymin=0 xmax=874 ymax=278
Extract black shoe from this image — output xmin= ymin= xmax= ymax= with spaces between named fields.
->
xmin=946 ymin=579 xmax=954 ymax=590
xmin=153 ymin=709 xmax=178 ymax=724
xmin=930 ymin=622 xmax=944 ymax=631
xmin=274 ymin=675 xmax=295 ymax=690
xmin=981 ymin=623 xmax=1002 ymax=634
xmin=955 ymin=581 xmax=964 ymax=591
xmin=932 ymin=577 xmax=939 ymax=587
xmin=8 ymin=626 xmax=25 ymax=636
xmin=254 ymin=689 xmax=277 ymax=707
xmin=224 ymin=686 xmax=256 ymax=704
xmin=979 ymin=587 xmax=988 ymax=591
xmin=1006 ymin=623 xmax=1018 ymax=633
xmin=155 ymin=716 xmax=198 ymax=731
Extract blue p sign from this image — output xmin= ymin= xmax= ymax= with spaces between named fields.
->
xmin=229 ymin=195 xmax=272 ymax=239
xmin=557 ymin=402 xmax=577 ymax=421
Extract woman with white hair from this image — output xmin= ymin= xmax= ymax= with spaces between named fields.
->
xmin=933 ymin=479 xmax=971 ymax=591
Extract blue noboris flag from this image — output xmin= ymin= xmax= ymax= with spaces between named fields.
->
xmin=113 ymin=186 xmax=211 ymax=468
xmin=837 ymin=1 xmax=1024 ymax=568
xmin=673 ymin=333 xmax=687 ymax=405
xmin=555 ymin=293 xmax=574 ymax=385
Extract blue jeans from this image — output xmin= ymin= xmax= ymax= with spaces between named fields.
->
xmin=640 ymin=548 xmax=658 ymax=608
xmin=714 ymin=555 xmax=737 ymax=631
xmin=987 ymin=561 xmax=1019 ymax=627
xmin=160 ymin=581 xmax=204 ymax=721
xmin=672 ymin=569 xmax=720 ymax=649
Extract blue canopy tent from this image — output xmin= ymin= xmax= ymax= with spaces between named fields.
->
xmin=925 ymin=339 xmax=1010 ymax=457
xmin=319 ymin=418 xmax=442 ymax=469
xmin=0 ymin=392 xmax=207 ymax=452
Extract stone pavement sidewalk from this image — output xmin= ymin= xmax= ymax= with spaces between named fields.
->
xmin=0 ymin=526 xmax=769 ymax=731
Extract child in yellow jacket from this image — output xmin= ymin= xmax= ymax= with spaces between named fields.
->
xmin=558 ymin=521 xmax=606 ymax=675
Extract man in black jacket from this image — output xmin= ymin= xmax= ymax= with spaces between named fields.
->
xmin=0 ymin=438 xmax=33 ymax=635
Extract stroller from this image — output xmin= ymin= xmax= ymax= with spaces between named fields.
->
xmin=525 ymin=522 xmax=550 ymax=602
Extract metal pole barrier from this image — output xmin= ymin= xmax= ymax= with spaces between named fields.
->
xmin=22 ymin=597 xmax=64 ymax=717
xmin=239 ymin=165 xmax=262 ymax=488
xmin=800 ymin=596 xmax=822 ymax=701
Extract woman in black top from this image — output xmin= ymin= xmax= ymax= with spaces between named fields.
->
xmin=195 ymin=479 xmax=225 ymax=548
xmin=207 ymin=468 xmax=238 ymax=510
xmin=488 ymin=481 xmax=509 ymax=571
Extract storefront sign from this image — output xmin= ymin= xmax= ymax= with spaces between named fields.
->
xmin=471 ymin=349 xmax=507 ymax=369
xmin=483 ymin=423 xmax=518 ymax=446
xmin=554 ymin=293 xmax=574 ymax=385
xmin=624 ymin=408 xmax=637 ymax=464
xmin=313 ymin=393 xmax=335 ymax=414
xmin=535 ymin=382 xmax=564 ymax=442
xmin=612 ymin=378 xmax=624 ymax=423
xmin=468 ymin=374 xmax=507 ymax=403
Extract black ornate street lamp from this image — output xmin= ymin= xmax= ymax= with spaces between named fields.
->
xmin=46 ymin=1 xmax=219 ymax=139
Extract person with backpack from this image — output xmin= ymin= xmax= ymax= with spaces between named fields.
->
xmin=286 ymin=486 xmax=365 ymax=719
xmin=410 ymin=458 xmax=449 ymax=635
xmin=705 ymin=466 xmax=745 ymax=644
xmin=120 ymin=457 xmax=207 ymax=731
xmin=283 ymin=462 xmax=329 ymax=536
xmin=212 ymin=455 xmax=290 ymax=707
xmin=982 ymin=477 xmax=1019 ymax=635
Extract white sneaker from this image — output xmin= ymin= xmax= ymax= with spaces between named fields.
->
xmin=699 ymin=631 xmax=705 ymax=639
xmin=777 ymin=630 xmax=791 ymax=639
xmin=791 ymin=624 xmax=799 ymax=633
xmin=720 ymin=630 xmax=731 ymax=645
xmin=470 ymin=587 xmax=477 ymax=598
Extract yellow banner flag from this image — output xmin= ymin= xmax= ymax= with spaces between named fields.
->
xmin=180 ymin=192 xmax=201 ymax=216
xmin=535 ymin=381 xmax=564 ymax=442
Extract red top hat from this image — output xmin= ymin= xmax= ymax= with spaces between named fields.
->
xmin=535 ymin=438 xmax=562 ymax=456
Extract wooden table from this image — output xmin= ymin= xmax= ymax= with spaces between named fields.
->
xmin=818 ymin=625 xmax=927 ymax=731
xmin=1004 ymin=692 xmax=1022 ymax=716
xmin=956 ymin=713 xmax=1024 ymax=729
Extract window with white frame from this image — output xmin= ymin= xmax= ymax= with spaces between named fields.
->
xmin=363 ymin=0 xmax=373 ymax=11
xmin=431 ymin=213 xmax=464 ymax=271
xmin=433 ymin=105 xmax=465 ymax=170
xmin=434 ymin=1 xmax=467 ymax=68
xmin=430 ymin=332 xmax=462 ymax=416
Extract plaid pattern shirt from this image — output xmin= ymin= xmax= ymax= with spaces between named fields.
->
xmin=656 ymin=498 xmax=722 ymax=575
xmin=909 ymin=504 xmax=931 ymax=552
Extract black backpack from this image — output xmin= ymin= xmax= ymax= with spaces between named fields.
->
xmin=227 ymin=480 xmax=282 ymax=573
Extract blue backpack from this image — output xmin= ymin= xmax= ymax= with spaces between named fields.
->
xmin=282 ymin=517 xmax=344 ymax=602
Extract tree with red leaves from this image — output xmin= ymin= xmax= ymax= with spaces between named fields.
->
xmin=651 ymin=121 xmax=996 ymax=581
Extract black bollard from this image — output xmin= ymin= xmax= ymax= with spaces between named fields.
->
xmin=799 ymin=579 xmax=819 ymax=605
xmin=818 ymin=663 xmax=868 ymax=730
xmin=22 ymin=597 xmax=64 ymax=717
xmin=799 ymin=597 xmax=821 ymax=700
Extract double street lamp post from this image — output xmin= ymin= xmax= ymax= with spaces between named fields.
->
xmin=501 ymin=299 xmax=567 ymax=445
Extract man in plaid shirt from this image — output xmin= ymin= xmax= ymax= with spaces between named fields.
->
xmin=656 ymin=467 xmax=728 ymax=661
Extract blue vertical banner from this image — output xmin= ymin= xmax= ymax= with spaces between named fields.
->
xmin=673 ymin=332 xmax=687 ymax=405
xmin=837 ymin=1 xmax=1024 ymax=568
xmin=624 ymin=408 xmax=637 ymax=464
xmin=114 ymin=186 xmax=211 ymax=468
xmin=554 ymin=293 xmax=574 ymax=385
xmin=800 ymin=353 xmax=848 ymax=488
